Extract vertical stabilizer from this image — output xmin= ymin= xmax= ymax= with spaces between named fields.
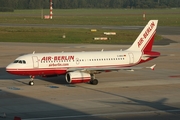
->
xmin=127 ymin=20 xmax=158 ymax=52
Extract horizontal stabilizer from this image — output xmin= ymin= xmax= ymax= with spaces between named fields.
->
xmin=146 ymin=64 xmax=156 ymax=70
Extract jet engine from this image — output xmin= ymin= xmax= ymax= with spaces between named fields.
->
xmin=65 ymin=71 xmax=91 ymax=84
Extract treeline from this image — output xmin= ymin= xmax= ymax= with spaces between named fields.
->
xmin=0 ymin=0 xmax=180 ymax=10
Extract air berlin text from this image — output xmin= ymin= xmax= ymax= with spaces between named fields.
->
xmin=138 ymin=21 xmax=155 ymax=48
xmin=41 ymin=56 xmax=74 ymax=61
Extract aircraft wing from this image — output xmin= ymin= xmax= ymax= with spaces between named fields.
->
xmin=67 ymin=64 xmax=156 ymax=72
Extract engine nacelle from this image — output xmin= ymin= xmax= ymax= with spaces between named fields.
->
xmin=65 ymin=71 xmax=91 ymax=84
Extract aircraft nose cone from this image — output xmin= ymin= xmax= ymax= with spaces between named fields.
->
xmin=6 ymin=64 xmax=12 ymax=72
xmin=6 ymin=64 xmax=16 ymax=74
xmin=6 ymin=64 xmax=10 ymax=71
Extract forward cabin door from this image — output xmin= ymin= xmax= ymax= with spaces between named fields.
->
xmin=128 ymin=53 xmax=134 ymax=64
xmin=32 ymin=56 xmax=39 ymax=68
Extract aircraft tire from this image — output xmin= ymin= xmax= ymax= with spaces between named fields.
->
xmin=91 ymin=79 xmax=98 ymax=85
xmin=29 ymin=81 xmax=34 ymax=86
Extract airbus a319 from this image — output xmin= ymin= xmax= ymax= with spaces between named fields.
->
xmin=6 ymin=20 xmax=160 ymax=86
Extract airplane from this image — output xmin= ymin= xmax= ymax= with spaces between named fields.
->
xmin=6 ymin=20 xmax=160 ymax=86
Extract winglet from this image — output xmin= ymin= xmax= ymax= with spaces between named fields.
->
xmin=146 ymin=64 xmax=156 ymax=70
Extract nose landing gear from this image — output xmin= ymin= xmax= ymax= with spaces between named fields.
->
xmin=29 ymin=76 xmax=35 ymax=86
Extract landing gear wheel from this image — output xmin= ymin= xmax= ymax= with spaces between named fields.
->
xmin=90 ymin=79 xmax=98 ymax=85
xmin=29 ymin=81 xmax=34 ymax=86
xmin=29 ymin=75 xmax=35 ymax=86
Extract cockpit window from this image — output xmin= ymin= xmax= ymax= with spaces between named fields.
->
xmin=19 ymin=60 xmax=22 ymax=64
xmin=13 ymin=60 xmax=19 ymax=63
xmin=13 ymin=60 xmax=26 ymax=64
xmin=23 ymin=60 xmax=26 ymax=64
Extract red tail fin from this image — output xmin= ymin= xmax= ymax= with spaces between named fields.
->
xmin=127 ymin=20 xmax=158 ymax=52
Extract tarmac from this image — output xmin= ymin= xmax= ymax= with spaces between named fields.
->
xmin=0 ymin=25 xmax=180 ymax=120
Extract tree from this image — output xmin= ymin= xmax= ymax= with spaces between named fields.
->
xmin=1 ymin=0 xmax=180 ymax=9
xmin=28 ymin=0 xmax=35 ymax=9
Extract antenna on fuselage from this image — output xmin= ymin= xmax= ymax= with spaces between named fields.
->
xmin=32 ymin=51 xmax=35 ymax=54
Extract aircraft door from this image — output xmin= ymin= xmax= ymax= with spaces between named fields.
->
xmin=128 ymin=53 xmax=134 ymax=64
xmin=32 ymin=56 xmax=39 ymax=68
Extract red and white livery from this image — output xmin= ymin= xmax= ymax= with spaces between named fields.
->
xmin=6 ymin=20 xmax=160 ymax=86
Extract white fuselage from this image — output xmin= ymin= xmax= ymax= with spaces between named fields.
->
xmin=7 ymin=50 xmax=142 ymax=71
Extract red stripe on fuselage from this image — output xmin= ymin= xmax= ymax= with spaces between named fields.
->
xmin=6 ymin=68 xmax=67 ymax=76
xmin=6 ymin=63 xmax=133 ymax=76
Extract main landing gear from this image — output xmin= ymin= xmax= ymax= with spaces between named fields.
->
xmin=28 ymin=74 xmax=99 ymax=86
xmin=90 ymin=74 xmax=98 ymax=85
xmin=29 ymin=75 xmax=35 ymax=86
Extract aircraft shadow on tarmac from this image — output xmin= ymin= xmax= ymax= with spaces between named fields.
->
xmin=101 ymin=96 xmax=180 ymax=114
xmin=80 ymin=86 xmax=180 ymax=115
xmin=1 ymin=89 xmax=180 ymax=120
xmin=0 ymin=90 xmax=100 ymax=120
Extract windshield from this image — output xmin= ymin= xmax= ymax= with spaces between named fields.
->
xmin=13 ymin=60 xmax=26 ymax=64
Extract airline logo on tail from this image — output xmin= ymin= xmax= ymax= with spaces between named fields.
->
xmin=138 ymin=21 xmax=155 ymax=48
xmin=127 ymin=20 xmax=158 ymax=52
